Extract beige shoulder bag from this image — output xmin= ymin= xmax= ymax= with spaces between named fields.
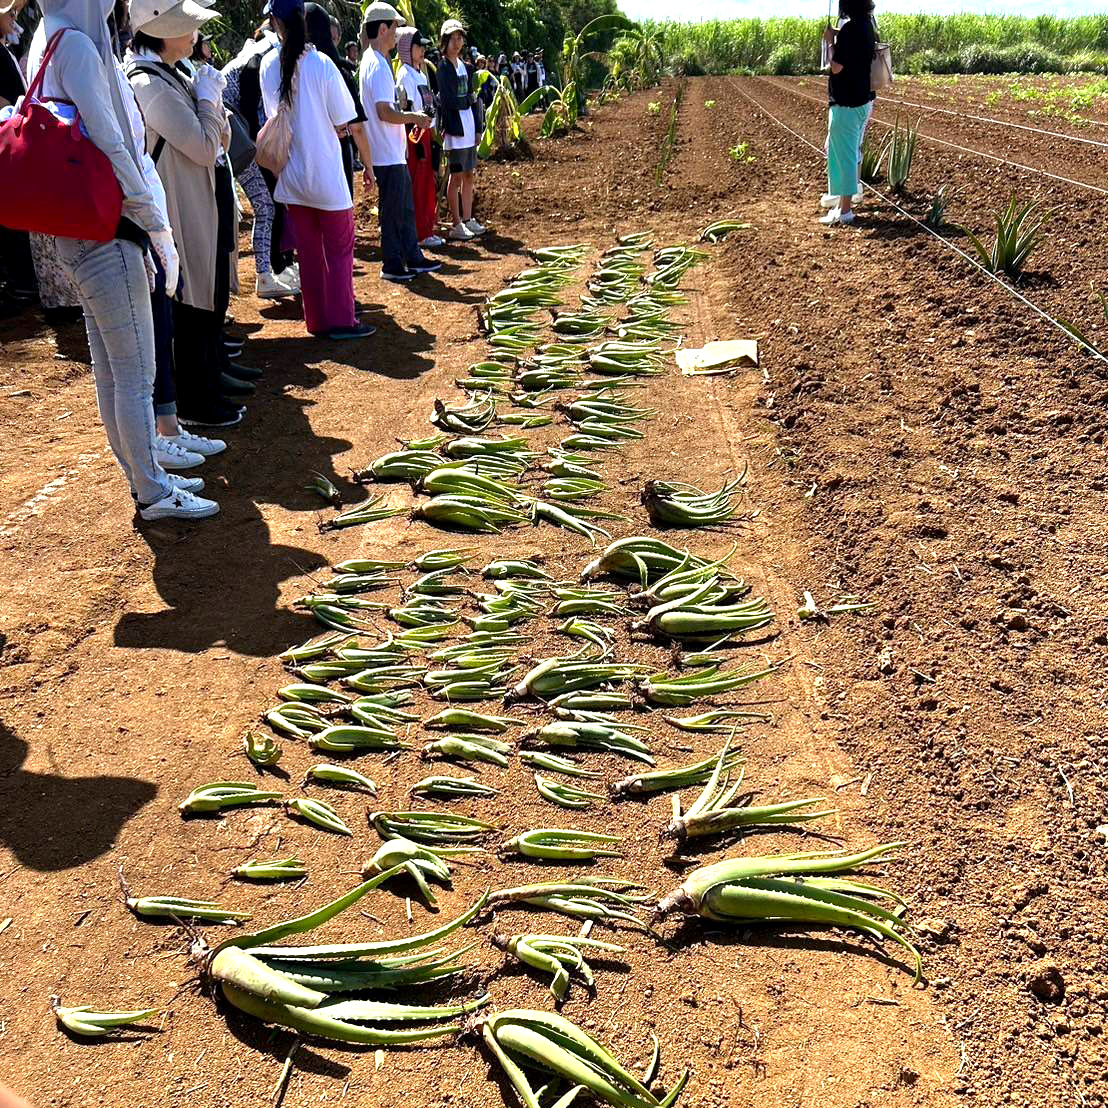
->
xmin=255 ymin=48 xmax=308 ymax=175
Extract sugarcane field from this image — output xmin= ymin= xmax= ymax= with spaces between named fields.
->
xmin=4 ymin=4 xmax=1108 ymax=1107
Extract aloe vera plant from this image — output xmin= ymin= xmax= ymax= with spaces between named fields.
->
xmin=882 ymin=113 xmax=919 ymax=193
xmin=492 ymin=932 xmax=626 ymax=1001
xmin=962 ymin=194 xmax=1049 ymax=279
xmin=482 ymin=1009 xmax=689 ymax=1108
xmin=662 ymin=744 xmax=833 ymax=841
xmin=654 ymin=843 xmax=921 ymax=981
xmin=195 ymin=877 xmax=491 ymax=1044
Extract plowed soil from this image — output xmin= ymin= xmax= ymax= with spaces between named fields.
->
xmin=1 ymin=75 xmax=1105 ymax=1108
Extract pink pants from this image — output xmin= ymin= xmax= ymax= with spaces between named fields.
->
xmin=286 ymin=205 xmax=356 ymax=335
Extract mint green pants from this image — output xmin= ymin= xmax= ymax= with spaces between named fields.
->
xmin=827 ymin=103 xmax=872 ymax=198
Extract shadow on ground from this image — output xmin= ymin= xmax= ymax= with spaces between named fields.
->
xmin=0 ymin=712 xmax=156 ymax=872
xmin=112 ymin=350 xmax=341 ymax=656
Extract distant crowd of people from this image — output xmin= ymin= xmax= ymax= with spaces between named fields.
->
xmin=0 ymin=0 xmax=554 ymax=522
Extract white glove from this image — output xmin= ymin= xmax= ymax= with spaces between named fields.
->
xmin=143 ymin=249 xmax=157 ymax=293
xmin=193 ymin=63 xmax=226 ymax=104
xmin=149 ymin=229 xmax=180 ymax=298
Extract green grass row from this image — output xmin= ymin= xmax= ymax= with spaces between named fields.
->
xmin=648 ymin=15 xmax=1108 ymax=77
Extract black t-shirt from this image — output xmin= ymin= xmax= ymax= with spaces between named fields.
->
xmin=0 ymin=45 xmax=25 ymax=106
xmin=829 ymin=19 xmax=875 ymax=108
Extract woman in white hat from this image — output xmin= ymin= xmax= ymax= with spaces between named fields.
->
xmin=436 ymin=18 xmax=484 ymax=242
xmin=128 ymin=0 xmax=252 ymax=428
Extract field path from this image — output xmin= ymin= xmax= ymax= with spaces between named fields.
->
xmin=2 ymin=75 xmax=1100 ymax=1108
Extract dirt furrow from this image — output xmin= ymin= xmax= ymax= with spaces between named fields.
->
xmin=1 ymin=74 xmax=1102 ymax=1108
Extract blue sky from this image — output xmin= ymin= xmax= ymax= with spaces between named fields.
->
xmin=621 ymin=1 xmax=1107 ymax=18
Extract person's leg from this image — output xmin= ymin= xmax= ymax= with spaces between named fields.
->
xmin=460 ymin=169 xmax=475 ymax=222
xmin=0 ymin=226 xmax=37 ymax=297
xmin=239 ymin=161 xmax=275 ymax=276
xmin=149 ymin=260 xmax=179 ymax=435
xmin=857 ymin=102 xmax=872 ymax=174
xmin=173 ymin=299 xmax=228 ymax=420
xmin=342 ymin=136 xmax=355 ymax=202
xmin=408 ymin=136 xmax=437 ymax=241
xmin=447 ymin=171 xmax=462 ymax=226
xmin=395 ymin=171 xmax=426 ymax=269
xmin=374 ymin=165 xmax=408 ymax=276
xmin=56 ymin=237 xmax=171 ymax=505
xmin=827 ymin=105 xmax=863 ymax=213
xmin=318 ymin=208 xmax=357 ymax=331
xmin=286 ymin=204 xmax=329 ymax=334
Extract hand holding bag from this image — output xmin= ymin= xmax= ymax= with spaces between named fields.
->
xmin=0 ymin=29 xmax=123 ymax=240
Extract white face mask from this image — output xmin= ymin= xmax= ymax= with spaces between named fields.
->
xmin=5 ymin=22 xmax=23 ymax=45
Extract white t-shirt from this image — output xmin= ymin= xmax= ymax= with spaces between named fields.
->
xmin=359 ymin=47 xmax=406 ymax=167
xmin=260 ymin=47 xmax=355 ymax=211
xmin=397 ymin=62 xmax=432 ymax=116
xmin=442 ymin=57 xmax=475 ymax=151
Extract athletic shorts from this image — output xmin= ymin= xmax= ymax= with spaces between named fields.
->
xmin=447 ymin=146 xmax=477 ymax=174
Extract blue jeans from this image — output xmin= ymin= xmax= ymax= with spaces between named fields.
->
xmin=55 ymin=236 xmax=172 ymax=506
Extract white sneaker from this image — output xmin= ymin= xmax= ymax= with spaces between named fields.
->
xmin=167 ymin=473 xmax=205 ymax=493
xmin=820 ymin=192 xmax=864 ymax=209
xmin=464 ymin=218 xmax=487 ymax=236
xmin=448 ymin=222 xmax=475 ymax=241
xmin=420 ymin=234 xmax=446 ymax=248
xmin=167 ymin=430 xmax=226 ymax=457
xmin=155 ymin=435 xmax=204 ymax=470
xmin=819 ymin=208 xmax=856 ymax=226
xmin=277 ymin=265 xmax=301 ymax=293
xmin=139 ymin=487 xmax=219 ymax=521
xmin=256 ymin=272 xmax=296 ymax=300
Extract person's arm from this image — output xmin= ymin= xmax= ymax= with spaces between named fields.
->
xmin=351 ymin=120 xmax=374 ymax=181
xmin=829 ymin=21 xmax=855 ymax=76
xmin=375 ymin=65 xmax=427 ymax=126
xmin=376 ymin=99 xmax=428 ymax=125
xmin=55 ymin=38 xmax=167 ymax=233
xmin=134 ymin=71 xmax=225 ymax=167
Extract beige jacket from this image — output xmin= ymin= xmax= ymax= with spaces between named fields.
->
xmin=128 ymin=58 xmax=229 ymax=311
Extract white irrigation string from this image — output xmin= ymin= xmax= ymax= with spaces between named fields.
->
xmin=789 ymin=75 xmax=1108 ymax=150
xmin=764 ymin=76 xmax=1108 ymax=197
xmin=731 ymin=77 xmax=1108 ymax=368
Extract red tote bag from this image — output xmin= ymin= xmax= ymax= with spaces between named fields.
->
xmin=0 ymin=29 xmax=123 ymax=241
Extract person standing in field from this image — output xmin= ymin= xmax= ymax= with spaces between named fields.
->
xmin=395 ymin=26 xmax=443 ymax=248
xmin=820 ymin=0 xmax=876 ymax=226
xmin=510 ymin=50 xmax=524 ymax=98
xmin=260 ymin=0 xmax=375 ymax=338
xmin=358 ymin=2 xmax=441 ymax=281
xmin=436 ymin=18 xmax=484 ymax=241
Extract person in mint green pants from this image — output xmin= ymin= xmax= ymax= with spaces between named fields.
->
xmin=821 ymin=0 xmax=877 ymax=225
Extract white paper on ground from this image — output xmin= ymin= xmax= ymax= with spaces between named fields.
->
xmin=676 ymin=340 xmax=760 ymax=376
